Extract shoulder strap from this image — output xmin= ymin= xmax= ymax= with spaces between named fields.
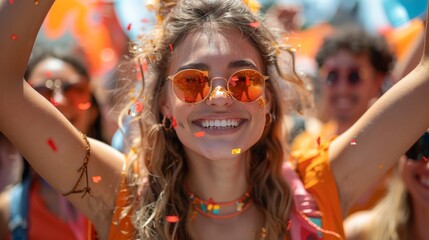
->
xmin=9 ymin=175 xmax=32 ymax=240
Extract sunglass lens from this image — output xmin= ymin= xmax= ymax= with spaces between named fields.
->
xmin=406 ymin=132 xmax=429 ymax=161
xmin=348 ymin=70 xmax=361 ymax=85
xmin=173 ymin=70 xmax=210 ymax=103
xmin=326 ymin=70 xmax=338 ymax=86
xmin=228 ymin=70 xmax=264 ymax=102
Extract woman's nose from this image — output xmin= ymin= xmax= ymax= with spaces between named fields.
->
xmin=206 ymin=78 xmax=233 ymax=106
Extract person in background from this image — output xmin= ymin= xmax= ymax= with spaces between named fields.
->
xmin=0 ymin=133 xmax=23 ymax=192
xmin=345 ymin=130 xmax=429 ymax=240
xmin=0 ymin=50 xmax=106 ymax=240
xmin=291 ymin=25 xmax=395 ymax=214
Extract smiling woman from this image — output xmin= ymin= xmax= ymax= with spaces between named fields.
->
xmin=0 ymin=0 xmax=429 ymax=240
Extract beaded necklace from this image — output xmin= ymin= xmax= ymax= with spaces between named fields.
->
xmin=187 ymin=188 xmax=253 ymax=220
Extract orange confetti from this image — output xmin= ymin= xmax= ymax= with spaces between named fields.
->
xmin=316 ymin=136 xmax=321 ymax=147
xmin=165 ymin=215 xmax=179 ymax=223
xmin=78 ymin=102 xmax=91 ymax=110
xmin=45 ymin=71 xmax=53 ymax=78
xmin=287 ymin=220 xmax=292 ymax=230
xmin=47 ymin=138 xmax=58 ymax=152
xmin=172 ymin=117 xmax=177 ymax=128
xmin=169 ymin=43 xmax=174 ymax=53
xmin=249 ymin=21 xmax=260 ymax=28
xmin=194 ymin=131 xmax=205 ymax=138
xmin=231 ymin=148 xmax=241 ymax=154
xmin=135 ymin=101 xmax=143 ymax=113
xmin=92 ymin=176 xmax=102 ymax=184
xmin=10 ymin=34 xmax=18 ymax=40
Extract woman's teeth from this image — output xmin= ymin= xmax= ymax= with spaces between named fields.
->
xmin=200 ymin=119 xmax=240 ymax=129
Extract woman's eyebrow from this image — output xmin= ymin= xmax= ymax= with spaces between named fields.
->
xmin=177 ymin=63 xmax=209 ymax=72
xmin=227 ymin=60 xmax=258 ymax=70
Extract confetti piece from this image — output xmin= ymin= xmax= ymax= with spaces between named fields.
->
xmin=350 ymin=138 xmax=357 ymax=146
xmin=141 ymin=18 xmax=149 ymax=23
xmin=422 ymin=156 xmax=428 ymax=163
xmin=232 ymin=148 xmax=241 ymax=154
xmin=316 ymin=136 xmax=321 ymax=147
xmin=10 ymin=34 xmax=18 ymax=41
xmin=172 ymin=117 xmax=177 ymax=128
xmin=249 ymin=21 xmax=260 ymax=28
xmin=45 ymin=71 xmax=53 ymax=78
xmin=8 ymin=0 xmax=14 ymax=4
xmin=127 ymin=23 xmax=132 ymax=31
xmin=169 ymin=43 xmax=174 ymax=53
xmin=287 ymin=220 xmax=292 ymax=230
xmin=165 ymin=215 xmax=179 ymax=223
xmin=92 ymin=176 xmax=102 ymax=184
xmin=47 ymin=138 xmax=58 ymax=152
xmin=135 ymin=101 xmax=143 ymax=113
xmin=194 ymin=131 xmax=205 ymax=138
xmin=50 ymin=97 xmax=59 ymax=107
xmin=78 ymin=102 xmax=92 ymax=110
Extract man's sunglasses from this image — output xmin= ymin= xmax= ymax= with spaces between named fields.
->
xmin=167 ymin=69 xmax=269 ymax=104
xmin=406 ymin=132 xmax=429 ymax=161
xmin=323 ymin=68 xmax=362 ymax=87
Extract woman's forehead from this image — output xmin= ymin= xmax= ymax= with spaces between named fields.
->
xmin=168 ymin=28 xmax=263 ymax=74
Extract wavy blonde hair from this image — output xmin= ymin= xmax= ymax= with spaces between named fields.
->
xmin=115 ymin=0 xmax=312 ymax=239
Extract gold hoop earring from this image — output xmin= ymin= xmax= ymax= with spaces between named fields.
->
xmin=162 ymin=115 xmax=175 ymax=131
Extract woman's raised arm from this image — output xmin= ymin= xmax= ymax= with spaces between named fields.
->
xmin=0 ymin=1 xmax=124 ymax=237
xmin=330 ymin=3 xmax=429 ymax=216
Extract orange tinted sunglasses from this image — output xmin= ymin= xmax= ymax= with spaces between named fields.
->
xmin=167 ymin=69 xmax=269 ymax=104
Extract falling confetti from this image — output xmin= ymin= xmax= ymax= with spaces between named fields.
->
xmin=135 ymin=101 xmax=143 ymax=113
xmin=127 ymin=23 xmax=132 ymax=31
xmin=141 ymin=18 xmax=149 ymax=23
xmin=45 ymin=71 xmax=53 ymax=78
xmin=169 ymin=43 xmax=174 ymax=53
xmin=316 ymin=136 xmax=321 ymax=147
xmin=78 ymin=102 xmax=92 ymax=110
xmin=249 ymin=21 xmax=260 ymax=28
xmin=171 ymin=117 xmax=177 ymax=128
xmin=194 ymin=131 xmax=205 ymax=138
xmin=232 ymin=148 xmax=241 ymax=154
xmin=165 ymin=215 xmax=179 ymax=223
xmin=10 ymin=34 xmax=18 ymax=41
xmin=92 ymin=176 xmax=102 ymax=184
xmin=47 ymin=138 xmax=58 ymax=152
xmin=287 ymin=220 xmax=292 ymax=230
xmin=350 ymin=137 xmax=357 ymax=146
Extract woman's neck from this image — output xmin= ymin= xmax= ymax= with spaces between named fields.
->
xmin=411 ymin=198 xmax=429 ymax=240
xmin=185 ymin=150 xmax=249 ymax=202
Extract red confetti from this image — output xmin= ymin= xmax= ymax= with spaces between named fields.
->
xmin=194 ymin=131 xmax=205 ymax=138
xmin=141 ymin=18 xmax=149 ymax=23
xmin=78 ymin=102 xmax=92 ymax=110
xmin=316 ymin=136 xmax=321 ymax=147
xmin=249 ymin=21 xmax=260 ymax=28
xmin=45 ymin=71 xmax=53 ymax=78
xmin=287 ymin=220 xmax=292 ymax=230
xmin=350 ymin=138 xmax=357 ymax=146
xmin=47 ymin=138 xmax=58 ymax=152
xmin=50 ymin=97 xmax=59 ymax=107
xmin=422 ymin=156 xmax=428 ymax=163
xmin=171 ymin=117 xmax=177 ymax=128
xmin=165 ymin=215 xmax=179 ymax=223
xmin=135 ymin=101 xmax=143 ymax=113
xmin=10 ymin=34 xmax=18 ymax=40
xmin=92 ymin=176 xmax=102 ymax=184
xmin=169 ymin=43 xmax=174 ymax=53
xmin=127 ymin=23 xmax=132 ymax=31
xmin=8 ymin=0 xmax=14 ymax=4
